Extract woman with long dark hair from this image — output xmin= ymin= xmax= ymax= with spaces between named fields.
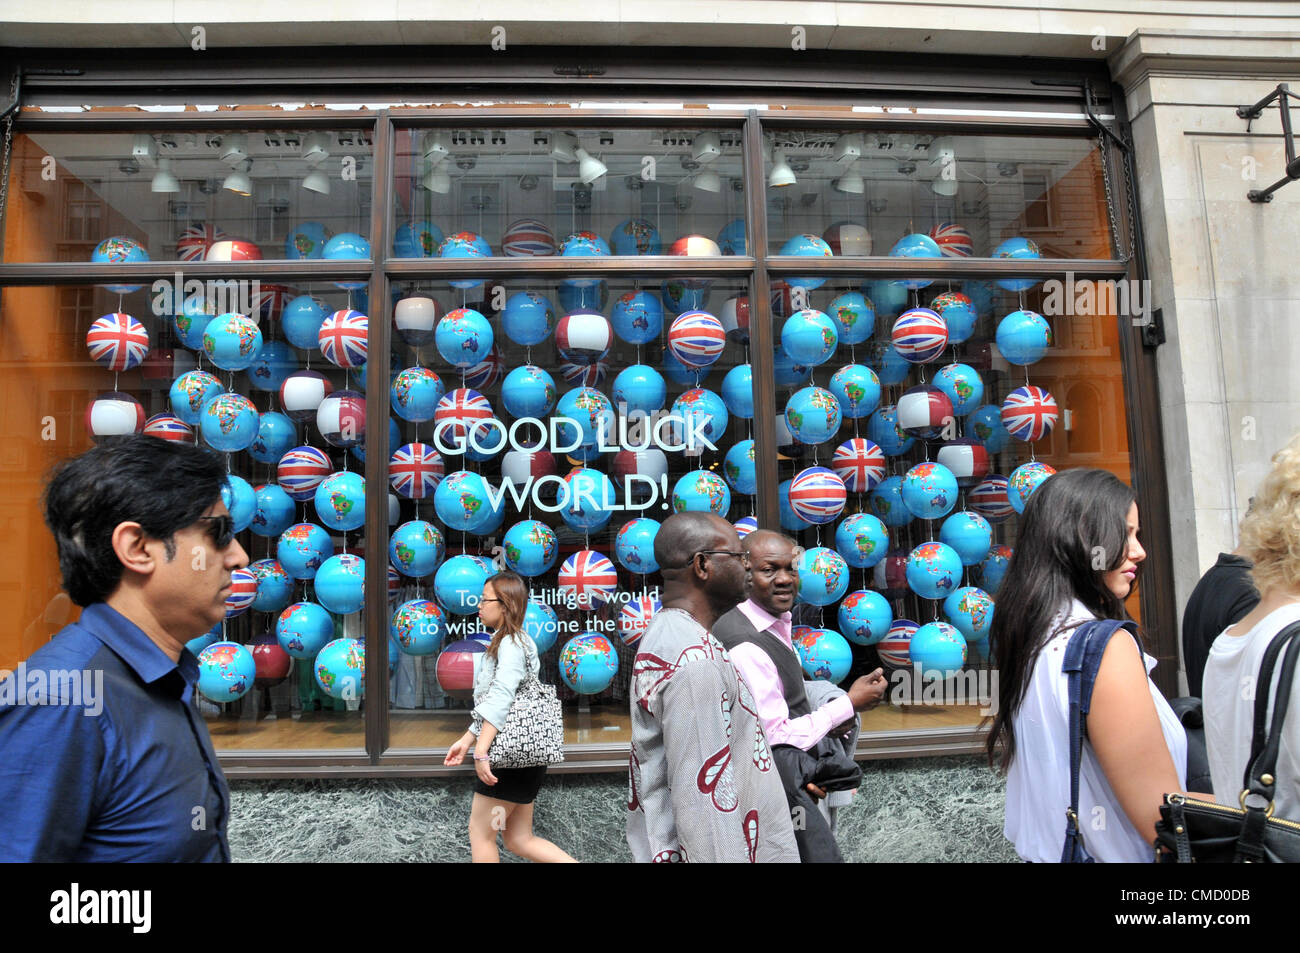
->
xmin=444 ymin=570 xmax=575 ymax=863
xmin=986 ymin=468 xmax=1186 ymax=861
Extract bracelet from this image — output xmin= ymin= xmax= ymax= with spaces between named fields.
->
xmin=473 ymin=753 xmax=491 ymax=762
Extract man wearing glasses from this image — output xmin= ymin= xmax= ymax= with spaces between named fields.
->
xmin=0 ymin=435 xmax=247 ymax=861
xmin=626 ymin=512 xmax=799 ymax=863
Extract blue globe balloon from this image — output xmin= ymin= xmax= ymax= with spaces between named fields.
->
xmin=252 ymin=483 xmax=297 ymax=538
xmin=723 ymin=440 xmax=758 ymax=495
xmin=867 ymin=404 xmax=915 ymax=456
xmin=931 ymin=291 xmax=979 ymax=344
xmin=276 ymin=523 xmax=333 ymax=580
xmin=889 ymin=233 xmax=943 ymax=290
xmin=556 ymin=387 xmax=614 ymax=451
xmin=314 ymin=638 xmax=365 ymax=698
xmin=390 ymin=366 xmax=445 ymax=423
xmin=248 ymin=558 xmax=294 ymax=612
xmin=202 ymin=314 xmax=263 ymax=372
xmin=91 ymin=236 xmax=150 ymax=294
xmin=996 ymin=309 xmax=1052 ymax=365
xmin=389 ymin=519 xmax=445 ymax=578
xmin=901 ymin=462 xmax=959 ymax=521
xmin=720 ymin=364 xmax=754 ymax=419
xmin=672 ymin=388 xmax=729 ymax=447
xmin=559 ymin=232 xmax=611 ymax=290
xmin=944 ymin=586 xmax=995 ymax=642
xmin=439 ymin=232 xmax=493 ymax=290
xmin=197 ymin=642 xmax=257 ymax=702
xmin=1008 ymin=461 xmax=1055 ymax=514
xmin=933 ymin=363 xmax=985 ymax=416
xmin=662 ymin=349 xmax=707 ymax=386
xmin=559 ymin=281 xmax=608 ymax=313
xmin=561 ymin=468 xmax=616 ymax=532
xmin=393 ymin=220 xmax=445 ymax=258
xmin=781 ymin=309 xmax=838 ymax=366
xmin=991 ymin=237 xmax=1042 ymax=292
xmin=795 ymin=547 xmax=849 ymax=606
xmin=962 ymin=280 xmax=997 ymax=317
xmin=276 ymin=601 xmax=334 ymax=659
xmin=793 ymin=628 xmax=853 ymax=682
xmin=863 ymin=279 xmax=909 ymax=318
xmin=872 ymin=341 xmax=912 ymax=386
xmin=868 ymin=475 xmax=911 ymax=528
xmin=838 ymin=590 xmax=893 ymax=647
xmin=436 ymin=308 xmax=493 ymax=370
xmin=827 ymin=291 xmax=875 ymax=345
xmin=186 ymin=622 xmax=222 ymax=658
xmin=246 ymin=340 xmax=296 ymax=393
xmin=672 ymin=470 xmax=732 ymax=517
xmin=322 ymin=232 xmax=371 ymax=290
xmin=660 ymin=279 xmax=709 ymax=315
xmin=285 ymin=222 xmax=328 ymax=260
xmin=779 ymin=479 xmax=808 ymax=531
xmin=559 ymin=633 xmax=620 ymax=694
xmin=779 ymin=234 xmax=834 ymax=291
xmin=501 ymin=364 xmax=558 ymax=418
xmin=909 ymin=621 xmax=968 ymax=678
xmin=279 ymin=294 xmax=329 ymax=349
xmin=390 ymin=598 xmax=445 ymax=655
xmin=906 ymin=542 xmax=963 ymax=600
xmin=609 ymin=218 xmax=662 ymax=256
xmin=313 ymin=471 xmax=366 ymax=533
xmin=524 ymin=600 xmax=559 ymax=653
xmin=940 ymin=511 xmax=993 ymax=566
xmin=435 ymin=554 xmax=490 ymax=616
xmin=834 ymin=513 xmax=890 ymax=569
xmin=503 ymin=520 xmax=559 ymax=576
xmin=200 ymin=394 xmax=259 ymax=452
xmin=829 ymin=363 xmax=882 ymax=419
xmin=968 ymin=404 xmax=1011 ymax=454
xmin=615 ymin=518 xmax=660 ymax=574
xmin=612 ymin=365 xmax=666 ymax=416
xmin=434 ymin=470 xmax=495 ymax=533
xmin=315 ymin=554 xmax=366 ymax=615
xmin=501 ymin=291 xmax=556 ymax=346
xmin=717 ymin=218 xmax=747 ymax=255
xmin=980 ymin=545 xmax=1013 ymax=594
xmin=785 ymin=386 xmax=842 ymax=445
xmin=172 ymin=294 xmax=217 ymax=349
xmin=249 ymin=411 xmax=297 ymax=465
xmin=610 ymin=290 xmax=664 ymax=344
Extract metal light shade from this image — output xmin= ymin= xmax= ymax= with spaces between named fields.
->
xmin=769 ymin=149 xmax=796 ymax=188
xmin=575 ymin=147 xmax=607 ymax=184
xmin=221 ymin=134 xmax=248 ymax=168
xmin=551 ymin=132 xmax=578 ymax=162
xmin=151 ymin=158 xmax=179 ymax=193
xmin=833 ymin=169 xmax=865 ymax=194
xmin=301 ymin=170 xmax=330 ymax=195
xmin=693 ymin=170 xmax=722 ymax=193
xmin=692 ymin=131 xmax=722 ymax=164
xmin=301 ymin=132 xmax=331 ymax=166
xmin=932 ymin=176 xmax=960 ymax=196
xmin=420 ymin=168 xmax=451 ymax=193
xmin=423 ymin=131 xmax=450 ymax=161
xmin=223 ymin=163 xmax=253 ymax=196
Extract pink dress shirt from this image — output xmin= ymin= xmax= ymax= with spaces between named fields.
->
xmin=729 ymin=599 xmax=856 ymax=751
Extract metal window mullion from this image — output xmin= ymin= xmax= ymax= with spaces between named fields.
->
xmin=744 ymin=110 xmax=779 ymax=531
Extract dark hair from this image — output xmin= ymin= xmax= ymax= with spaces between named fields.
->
xmin=483 ymin=570 xmax=529 ymax=660
xmin=43 ymin=435 xmax=227 ymax=607
xmin=985 ymin=468 xmax=1137 ymax=771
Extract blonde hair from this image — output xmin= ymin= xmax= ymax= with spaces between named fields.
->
xmin=1239 ymin=433 xmax=1300 ymax=597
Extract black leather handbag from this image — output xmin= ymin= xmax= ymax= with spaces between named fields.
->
xmin=1154 ymin=621 xmax=1300 ymax=863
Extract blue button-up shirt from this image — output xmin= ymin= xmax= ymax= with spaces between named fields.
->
xmin=0 ymin=603 xmax=230 ymax=861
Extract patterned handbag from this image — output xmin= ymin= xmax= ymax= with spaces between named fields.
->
xmin=486 ymin=669 xmax=565 ymax=769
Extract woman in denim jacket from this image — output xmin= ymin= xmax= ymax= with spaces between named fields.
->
xmin=445 ymin=570 xmax=576 ymax=863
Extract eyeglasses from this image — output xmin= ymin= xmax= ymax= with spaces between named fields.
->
xmin=694 ymin=549 xmax=746 ymax=563
xmin=479 ymin=598 xmax=502 ymax=604
xmin=197 ymin=515 xmax=235 ymax=549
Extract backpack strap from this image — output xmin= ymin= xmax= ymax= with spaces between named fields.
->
xmin=1059 ymin=618 xmax=1142 ymax=862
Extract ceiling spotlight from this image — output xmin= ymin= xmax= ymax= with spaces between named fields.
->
xmin=551 ymin=132 xmax=579 ymax=162
xmin=220 ymin=134 xmax=248 ymax=169
xmin=455 ymin=156 xmax=477 ymax=171
xmin=769 ymin=148 xmax=796 ymax=188
xmin=692 ymin=132 xmax=722 ymax=164
xmin=518 ymin=174 xmax=539 ymax=191
xmin=692 ymin=170 xmax=722 ymax=193
xmin=424 ymin=131 xmax=451 ymax=162
xmin=223 ymin=160 xmax=254 ymax=196
xmin=679 ymin=156 xmax=701 ymax=172
xmin=151 ymin=157 xmax=180 ymax=193
xmin=301 ymin=132 xmax=331 ymax=166
xmin=832 ymin=133 xmax=864 ymax=166
xmin=897 ymin=160 xmax=917 ymax=176
xmin=869 ymin=199 xmax=888 ymax=214
xmin=997 ymin=161 xmax=1020 ymax=177
xmin=575 ymin=147 xmax=607 ymax=185
xmin=833 ymin=169 xmax=865 ymax=194
xmin=302 ymin=169 xmax=330 ymax=195
xmin=131 ymin=134 xmax=157 ymax=165
xmin=197 ymin=178 xmax=220 ymax=195
xmin=118 ymin=158 xmax=141 ymax=176
xmin=624 ymin=174 xmax=645 ymax=191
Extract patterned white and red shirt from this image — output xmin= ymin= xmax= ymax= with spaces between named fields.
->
xmin=626 ymin=607 xmax=799 ymax=863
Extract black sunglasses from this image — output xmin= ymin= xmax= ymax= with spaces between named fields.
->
xmin=198 ymin=514 xmax=235 ymax=548
xmin=694 ymin=549 xmax=746 ymax=562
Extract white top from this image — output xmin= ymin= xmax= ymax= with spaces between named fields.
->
xmin=1204 ymin=602 xmax=1300 ymax=820
xmin=1004 ymin=599 xmax=1188 ymax=863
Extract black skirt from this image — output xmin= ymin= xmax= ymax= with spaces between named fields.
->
xmin=472 ymin=764 xmax=548 ymax=804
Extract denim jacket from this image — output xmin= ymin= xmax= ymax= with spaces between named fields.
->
xmin=469 ymin=632 xmax=540 ymax=736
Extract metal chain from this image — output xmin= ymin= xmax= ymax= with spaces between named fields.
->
xmin=0 ymin=84 xmax=14 ymax=233
xmin=1091 ymin=82 xmax=1138 ymax=264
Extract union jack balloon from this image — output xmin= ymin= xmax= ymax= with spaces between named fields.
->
xmin=970 ymin=474 xmax=1015 ymax=523
xmin=389 ymin=442 xmax=447 ymax=499
xmin=667 ymin=310 xmax=727 ymax=369
xmin=927 ymin=222 xmax=974 ymax=258
xmin=1000 ymin=385 xmax=1059 ymax=442
xmin=891 ymin=308 xmax=948 ymax=364
xmin=618 ymin=595 xmax=662 ymax=647
xmin=318 ymin=309 xmax=369 ymax=368
xmin=463 ymin=344 xmax=505 ymax=390
xmin=559 ymin=360 xmax=608 ymax=388
xmin=789 ymin=466 xmax=848 ymax=524
xmin=434 ymin=388 xmax=493 ymax=445
xmin=253 ymin=284 xmax=297 ymax=322
xmin=224 ymin=567 xmax=258 ymax=618
xmin=142 ymin=413 xmax=193 ymax=442
xmin=832 ymin=438 xmax=887 ymax=493
xmin=176 ymin=223 xmax=227 ymax=262
xmin=276 ymin=445 xmax=333 ymax=501
xmin=86 ymin=313 xmax=150 ymax=371
xmin=558 ymin=549 xmax=619 ymax=610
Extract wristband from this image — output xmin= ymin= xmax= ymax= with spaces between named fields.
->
xmin=473 ymin=753 xmax=491 ymax=762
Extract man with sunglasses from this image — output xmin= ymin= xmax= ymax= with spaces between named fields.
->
xmin=627 ymin=512 xmax=798 ymax=863
xmin=0 ymin=435 xmax=247 ymax=861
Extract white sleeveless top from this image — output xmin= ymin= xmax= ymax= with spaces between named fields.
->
xmin=1003 ymin=600 xmax=1188 ymax=862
